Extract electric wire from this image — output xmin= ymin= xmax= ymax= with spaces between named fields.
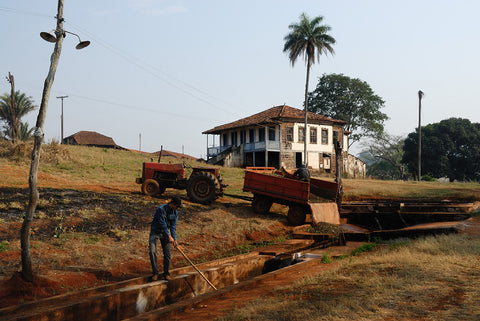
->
xmin=1 ymin=5 xmax=246 ymax=119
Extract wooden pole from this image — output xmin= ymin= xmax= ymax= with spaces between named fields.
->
xmin=176 ymin=246 xmax=217 ymax=290
xmin=21 ymin=0 xmax=65 ymax=282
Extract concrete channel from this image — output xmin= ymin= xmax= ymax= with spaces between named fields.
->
xmin=1 ymin=201 xmax=476 ymax=321
xmin=1 ymin=238 xmax=342 ymax=321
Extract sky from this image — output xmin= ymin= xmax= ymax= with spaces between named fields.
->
xmin=1 ymin=0 xmax=479 ymax=158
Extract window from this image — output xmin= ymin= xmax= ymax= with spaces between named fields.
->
xmin=321 ymin=129 xmax=328 ymax=144
xmin=222 ymin=133 xmax=228 ymax=146
xmin=310 ymin=128 xmax=317 ymax=144
xmin=286 ymin=126 xmax=293 ymax=142
xmin=240 ymin=130 xmax=246 ymax=144
xmin=231 ymin=132 xmax=237 ymax=146
xmin=249 ymin=129 xmax=255 ymax=143
xmin=298 ymin=127 xmax=305 ymax=143
xmin=268 ymin=126 xmax=275 ymax=141
xmin=258 ymin=128 xmax=265 ymax=142
xmin=333 ymin=130 xmax=339 ymax=145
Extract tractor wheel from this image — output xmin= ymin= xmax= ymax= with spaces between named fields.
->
xmin=217 ymin=175 xmax=226 ymax=195
xmin=287 ymin=205 xmax=307 ymax=226
xmin=252 ymin=194 xmax=273 ymax=215
xmin=142 ymin=179 xmax=160 ymax=196
xmin=187 ymin=171 xmax=220 ymax=204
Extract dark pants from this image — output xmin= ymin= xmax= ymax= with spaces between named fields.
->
xmin=149 ymin=231 xmax=171 ymax=276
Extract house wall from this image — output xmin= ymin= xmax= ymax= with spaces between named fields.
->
xmin=211 ymin=121 xmax=362 ymax=175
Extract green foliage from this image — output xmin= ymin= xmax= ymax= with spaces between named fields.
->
xmin=321 ymin=254 xmax=331 ymax=264
xmin=0 ymin=240 xmax=10 ymax=252
xmin=308 ymin=73 xmax=388 ymax=147
xmin=350 ymin=242 xmax=376 ymax=256
xmin=361 ymin=133 xmax=406 ymax=180
xmin=402 ymin=118 xmax=480 ymax=181
xmin=283 ymin=13 xmax=335 ymax=68
xmin=0 ymin=90 xmax=37 ymax=142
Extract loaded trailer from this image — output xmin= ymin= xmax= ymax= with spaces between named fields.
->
xmin=243 ymin=168 xmax=341 ymax=226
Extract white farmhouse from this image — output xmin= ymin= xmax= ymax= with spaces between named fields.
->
xmin=203 ymin=104 xmax=365 ymax=177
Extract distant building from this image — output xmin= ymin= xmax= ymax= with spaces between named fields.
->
xmin=154 ymin=149 xmax=199 ymax=162
xmin=203 ymin=104 xmax=366 ymax=178
xmin=62 ymin=131 xmax=125 ymax=149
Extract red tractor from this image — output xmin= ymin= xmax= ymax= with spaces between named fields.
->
xmin=136 ymin=162 xmax=226 ymax=204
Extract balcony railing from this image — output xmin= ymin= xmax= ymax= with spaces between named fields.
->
xmin=207 ymin=141 xmax=280 ymax=158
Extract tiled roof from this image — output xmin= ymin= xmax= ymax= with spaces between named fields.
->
xmin=202 ymin=105 xmax=347 ymax=134
xmin=153 ymin=149 xmax=198 ymax=161
xmin=65 ymin=131 xmax=117 ymax=146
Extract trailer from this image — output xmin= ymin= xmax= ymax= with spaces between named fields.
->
xmin=243 ymin=168 xmax=340 ymax=226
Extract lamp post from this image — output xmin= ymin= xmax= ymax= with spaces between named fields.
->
xmin=21 ymin=0 xmax=90 ymax=282
xmin=418 ymin=90 xmax=424 ymax=181
xmin=57 ymin=95 xmax=68 ymax=143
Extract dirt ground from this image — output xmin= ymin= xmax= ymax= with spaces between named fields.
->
xmin=0 ymin=166 xmax=294 ymax=309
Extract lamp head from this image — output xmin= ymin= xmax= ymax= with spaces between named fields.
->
xmin=40 ymin=31 xmax=57 ymax=43
xmin=75 ymin=40 xmax=90 ymax=50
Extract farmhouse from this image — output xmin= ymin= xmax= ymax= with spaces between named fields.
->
xmin=203 ymin=104 xmax=365 ymax=177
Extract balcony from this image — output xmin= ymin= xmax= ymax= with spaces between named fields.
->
xmin=208 ymin=141 xmax=280 ymax=158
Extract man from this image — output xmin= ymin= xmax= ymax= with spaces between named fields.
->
xmin=293 ymin=163 xmax=311 ymax=181
xmin=149 ymin=196 xmax=182 ymax=281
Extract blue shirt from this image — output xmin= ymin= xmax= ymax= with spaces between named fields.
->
xmin=150 ymin=203 xmax=178 ymax=240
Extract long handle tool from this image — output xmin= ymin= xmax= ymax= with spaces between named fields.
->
xmin=176 ymin=246 xmax=217 ymax=290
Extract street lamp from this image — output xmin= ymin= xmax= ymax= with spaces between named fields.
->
xmin=22 ymin=0 xmax=91 ymax=282
xmin=418 ymin=90 xmax=424 ymax=181
xmin=40 ymin=30 xmax=90 ymax=49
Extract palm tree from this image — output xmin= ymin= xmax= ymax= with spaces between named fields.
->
xmin=283 ymin=13 xmax=335 ymax=165
xmin=0 ymin=91 xmax=37 ymax=142
xmin=19 ymin=121 xmax=34 ymax=141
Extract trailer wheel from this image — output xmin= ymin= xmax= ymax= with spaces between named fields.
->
xmin=287 ymin=205 xmax=307 ymax=226
xmin=187 ymin=171 xmax=220 ymax=204
xmin=252 ymin=194 xmax=273 ymax=214
xmin=142 ymin=179 xmax=160 ymax=196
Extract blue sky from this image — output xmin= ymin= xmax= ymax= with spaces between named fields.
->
xmin=1 ymin=0 xmax=479 ymax=158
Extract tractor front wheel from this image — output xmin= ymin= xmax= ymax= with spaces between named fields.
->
xmin=187 ymin=172 xmax=220 ymax=204
xmin=142 ymin=179 xmax=160 ymax=196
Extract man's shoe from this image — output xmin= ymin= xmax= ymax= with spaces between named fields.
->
xmin=151 ymin=274 xmax=159 ymax=281
xmin=164 ymin=274 xmax=172 ymax=281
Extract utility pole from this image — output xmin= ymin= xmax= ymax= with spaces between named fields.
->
xmin=57 ymin=95 xmax=68 ymax=143
xmin=417 ymin=90 xmax=424 ymax=181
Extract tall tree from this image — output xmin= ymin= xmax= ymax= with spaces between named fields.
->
xmin=283 ymin=13 xmax=335 ymax=165
xmin=402 ymin=118 xmax=480 ymax=181
xmin=0 ymin=90 xmax=36 ymax=142
xmin=308 ymin=73 xmax=388 ymax=148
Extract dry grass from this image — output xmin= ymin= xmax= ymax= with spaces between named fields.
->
xmin=221 ymin=233 xmax=480 ymax=320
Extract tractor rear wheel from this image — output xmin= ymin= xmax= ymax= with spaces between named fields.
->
xmin=252 ymin=194 xmax=273 ymax=215
xmin=187 ymin=171 xmax=220 ymax=204
xmin=287 ymin=205 xmax=307 ymax=226
xmin=142 ymin=179 xmax=160 ymax=196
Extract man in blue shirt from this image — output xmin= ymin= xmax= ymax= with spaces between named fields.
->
xmin=149 ymin=196 xmax=182 ymax=281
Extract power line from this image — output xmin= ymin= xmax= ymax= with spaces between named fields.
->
xmin=2 ymin=5 xmax=248 ymax=121
xmin=64 ymin=21 xmax=246 ymax=117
